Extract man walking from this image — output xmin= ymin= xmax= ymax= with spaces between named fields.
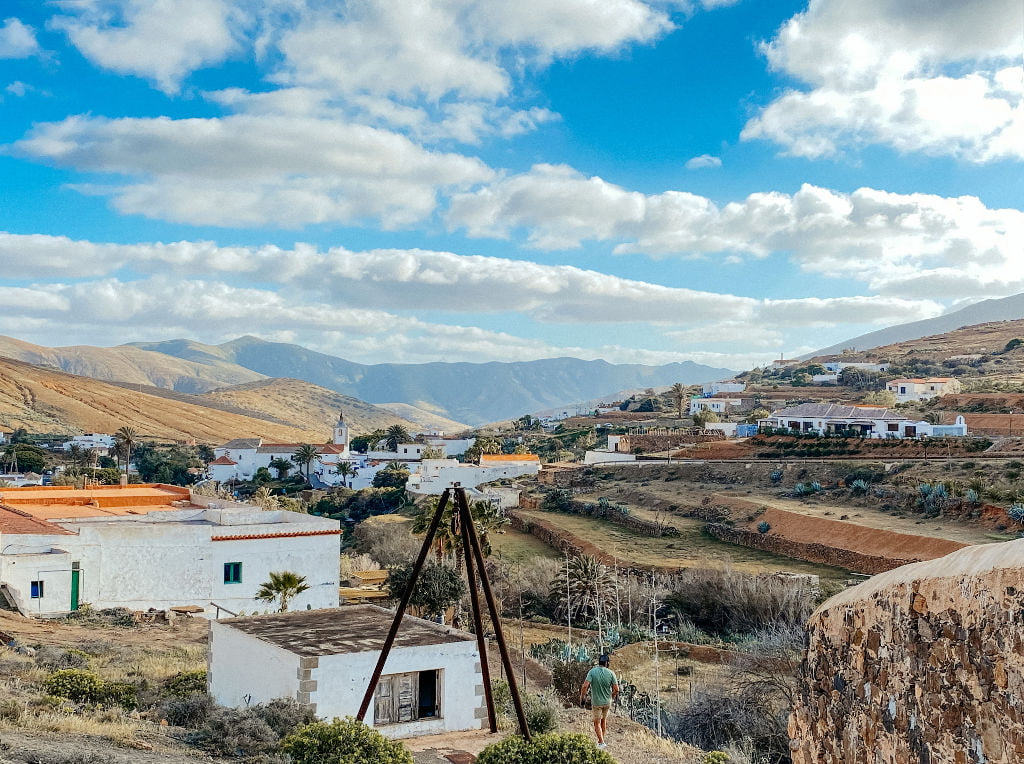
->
xmin=580 ymin=654 xmax=619 ymax=749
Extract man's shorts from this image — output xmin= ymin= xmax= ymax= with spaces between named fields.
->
xmin=592 ymin=704 xmax=610 ymax=722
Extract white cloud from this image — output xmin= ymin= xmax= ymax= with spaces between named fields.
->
xmin=5 ymin=81 xmax=30 ymax=97
xmin=12 ymin=114 xmax=494 ymax=227
xmin=447 ymin=167 xmax=1024 ymax=301
xmin=743 ymin=0 xmax=1024 ymax=161
xmin=685 ymin=154 xmax=721 ymax=169
xmin=0 ymin=18 xmax=39 ymax=58
xmin=52 ymin=0 xmax=241 ymax=93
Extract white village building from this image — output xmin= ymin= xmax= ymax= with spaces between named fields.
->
xmin=689 ymin=397 xmax=744 ymax=416
xmin=885 ymin=377 xmax=963 ymax=403
xmin=760 ymin=403 xmax=968 ymax=439
xmin=209 ymin=605 xmax=485 ymax=739
xmin=407 ymin=454 xmax=541 ymax=495
xmin=0 ymin=484 xmax=340 ymax=617
xmin=209 ymin=413 xmax=357 ymax=487
xmin=702 ymin=381 xmax=746 ymax=396
xmin=62 ymin=433 xmax=116 ymax=452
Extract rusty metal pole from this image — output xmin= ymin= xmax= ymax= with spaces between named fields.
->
xmin=456 ymin=487 xmax=532 ymax=740
xmin=460 ymin=496 xmax=498 ymax=732
xmin=357 ymin=488 xmax=451 ymax=723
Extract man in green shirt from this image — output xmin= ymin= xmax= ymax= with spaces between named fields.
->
xmin=580 ymin=654 xmax=619 ymax=749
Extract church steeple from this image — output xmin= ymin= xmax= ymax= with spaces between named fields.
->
xmin=333 ymin=410 xmax=349 ymax=448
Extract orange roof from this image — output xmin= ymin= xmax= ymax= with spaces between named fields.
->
xmin=480 ymin=453 xmax=540 ymax=462
xmin=0 ymin=506 xmax=74 ymax=535
xmin=210 ymin=455 xmax=238 ymax=465
xmin=0 ymin=484 xmax=192 ymax=520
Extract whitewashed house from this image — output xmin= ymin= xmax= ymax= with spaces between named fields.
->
xmin=822 ymin=362 xmax=889 ymax=374
xmin=0 ymin=485 xmax=340 ymax=617
xmin=209 ymin=413 xmax=358 ymax=487
xmin=62 ymin=433 xmax=116 ymax=452
xmin=689 ymin=397 xmax=743 ymax=416
xmin=209 ymin=606 xmax=485 ymax=739
xmin=702 ymin=381 xmax=746 ymax=396
xmin=760 ymin=403 xmax=967 ymax=439
xmin=885 ymin=377 xmax=962 ymax=403
xmin=407 ymin=454 xmax=541 ymax=495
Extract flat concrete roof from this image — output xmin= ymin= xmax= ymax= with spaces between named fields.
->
xmin=218 ymin=605 xmax=474 ymax=657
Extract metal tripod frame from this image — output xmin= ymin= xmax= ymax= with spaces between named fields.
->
xmin=356 ymin=484 xmax=532 ymax=740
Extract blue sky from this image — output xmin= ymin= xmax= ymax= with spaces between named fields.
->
xmin=0 ymin=0 xmax=1021 ymax=369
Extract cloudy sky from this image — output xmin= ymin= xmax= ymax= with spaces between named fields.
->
xmin=1 ymin=0 xmax=1021 ymax=369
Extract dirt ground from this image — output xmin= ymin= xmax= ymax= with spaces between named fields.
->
xmin=0 ymin=611 xmax=208 ymax=652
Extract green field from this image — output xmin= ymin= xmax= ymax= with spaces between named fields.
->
xmin=519 ymin=510 xmax=851 ymax=582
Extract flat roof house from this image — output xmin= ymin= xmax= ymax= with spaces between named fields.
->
xmin=760 ymin=403 xmax=967 ymax=439
xmin=0 ymin=484 xmax=340 ymax=617
xmin=209 ymin=605 xmax=485 ymax=739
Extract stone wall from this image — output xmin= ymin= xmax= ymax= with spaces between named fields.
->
xmin=617 ymin=430 xmax=725 ymax=453
xmin=789 ymin=540 xmax=1024 ymax=763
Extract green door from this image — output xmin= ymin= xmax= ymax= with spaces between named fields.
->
xmin=70 ymin=569 xmax=80 ymax=612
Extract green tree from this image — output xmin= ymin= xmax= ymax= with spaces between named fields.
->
xmin=4 ymin=444 xmax=46 ymax=474
xmin=693 ymin=410 xmax=720 ymax=428
xmin=465 ymin=436 xmax=501 ymax=462
xmin=114 ymin=426 xmax=138 ymax=477
xmin=670 ymin=382 xmax=688 ymax=419
xmin=372 ymin=463 xmax=410 ymax=489
xmin=334 ymin=462 xmax=356 ymax=487
xmin=551 ymin=555 xmax=613 ymax=626
xmin=292 ymin=444 xmax=320 ymax=482
xmin=386 ymin=563 xmax=466 ymax=621
xmin=863 ymin=390 xmax=897 ymax=407
xmin=133 ymin=444 xmax=202 ymax=485
xmin=282 ymin=717 xmax=412 ymax=764
xmin=384 ymin=424 xmax=411 ymax=452
xmin=269 ymin=457 xmax=293 ymax=479
xmin=255 ymin=571 xmax=310 ymax=612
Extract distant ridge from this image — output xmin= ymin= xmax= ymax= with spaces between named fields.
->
xmin=803 ymin=292 xmax=1024 ymax=358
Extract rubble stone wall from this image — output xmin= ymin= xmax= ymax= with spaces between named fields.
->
xmin=790 ymin=540 xmax=1024 ymax=764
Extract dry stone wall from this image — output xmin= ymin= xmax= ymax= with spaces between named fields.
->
xmin=790 ymin=540 xmax=1024 ymax=763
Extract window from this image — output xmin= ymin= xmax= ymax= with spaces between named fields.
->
xmin=375 ymin=670 xmax=440 ymax=725
xmin=887 ymin=423 xmax=899 ymax=432
xmin=223 ymin=562 xmax=242 ymax=584
xmin=30 ymin=580 xmax=44 ymax=598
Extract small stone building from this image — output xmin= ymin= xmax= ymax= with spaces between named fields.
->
xmin=208 ymin=605 xmax=485 ymax=739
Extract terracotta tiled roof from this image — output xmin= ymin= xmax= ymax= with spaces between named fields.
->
xmin=209 ymin=455 xmax=238 ymax=465
xmin=480 ymin=453 xmax=540 ymax=462
xmin=0 ymin=506 xmax=73 ymax=535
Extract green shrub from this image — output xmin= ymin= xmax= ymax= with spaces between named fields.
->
xmin=35 ymin=647 xmax=91 ymax=671
xmin=99 ymin=681 xmax=138 ymax=709
xmin=757 ymin=521 xmax=770 ymax=534
xmin=550 ymin=660 xmax=592 ymax=703
xmin=477 ymin=733 xmax=616 ymax=764
xmin=163 ymin=670 xmax=207 ymax=698
xmin=44 ymin=669 xmax=104 ymax=703
xmin=492 ymin=682 xmax=559 ymax=735
xmin=188 ymin=705 xmax=279 ymax=758
xmin=282 ymin=717 xmax=413 ymax=764
xmin=704 ymin=754 xmax=730 ymax=764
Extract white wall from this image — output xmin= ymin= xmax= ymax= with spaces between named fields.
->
xmin=0 ymin=540 xmax=74 ymax=616
xmin=584 ymin=450 xmax=636 ymax=464
xmin=209 ymin=621 xmax=300 ymax=707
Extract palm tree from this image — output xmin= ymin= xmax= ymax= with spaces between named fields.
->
xmin=255 ymin=571 xmax=310 ymax=612
xmin=292 ymin=444 xmax=319 ymax=482
xmin=334 ymin=462 xmax=356 ymax=487
xmin=385 ymin=424 xmax=411 ymax=452
xmin=366 ymin=429 xmax=387 ymax=451
xmin=269 ymin=457 xmax=293 ymax=479
xmin=114 ymin=426 xmax=137 ymax=478
xmin=250 ymin=485 xmax=279 ymax=511
xmin=670 ymin=383 xmax=687 ymax=420
xmin=551 ymin=554 xmax=613 ymax=626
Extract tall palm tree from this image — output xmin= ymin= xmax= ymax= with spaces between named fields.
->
xmin=269 ymin=457 xmax=292 ymax=479
xmin=385 ymin=424 xmax=411 ymax=452
xmin=114 ymin=426 xmax=138 ymax=478
xmin=670 ymin=383 xmax=687 ymax=420
xmin=255 ymin=571 xmax=310 ymax=612
xmin=550 ymin=554 xmax=613 ymax=626
xmin=292 ymin=444 xmax=319 ymax=482
xmin=334 ymin=462 xmax=356 ymax=487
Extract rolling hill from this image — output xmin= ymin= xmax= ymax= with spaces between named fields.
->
xmin=805 ymin=292 xmax=1024 ymax=358
xmin=200 ymin=379 xmax=466 ymax=434
xmin=0 ymin=358 xmax=417 ymax=442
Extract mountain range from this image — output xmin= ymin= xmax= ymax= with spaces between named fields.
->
xmin=805 ymin=292 xmax=1024 ymax=359
xmin=0 ymin=335 xmax=735 ymax=426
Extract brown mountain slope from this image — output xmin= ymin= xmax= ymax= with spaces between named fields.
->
xmin=0 ymin=335 xmax=263 ymax=393
xmin=816 ymin=319 xmax=1024 ymax=364
xmin=0 ymin=357 xmax=321 ymax=442
xmin=200 ymin=378 xmax=428 ymax=434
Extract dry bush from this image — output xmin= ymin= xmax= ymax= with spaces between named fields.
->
xmin=339 ymin=552 xmax=379 ymax=580
xmin=666 ymin=566 xmax=815 ymax=634
xmin=353 ymin=521 xmax=420 ymax=566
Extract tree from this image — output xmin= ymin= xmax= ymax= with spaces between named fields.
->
xmin=693 ymin=410 xmax=720 ymax=428
xmin=372 ymin=464 xmax=410 ymax=489
xmin=386 ymin=563 xmax=466 ymax=621
xmin=551 ymin=554 xmax=613 ymax=626
xmin=4 ymin=444 xmax=45 ymax=474
xmin=384 ymin=425 xmax=411 ymax=452
xmin=334 ymin=462 xmax=356 ymax=487
xmin=292 ymin=444 xmax=319 ymax=482
xmin=670 ymin=383 xmax=688 ymax=419
xmin=863 ymin=390 xmax=897 ymax=407
xmin=133 ymin=444 xmax=203 ymax=485
xmin=420 ymin=446 xmax=444 ymax=460
xmin=465 ymin=436 xmax=501 ymax=463
xmin=256 ymin=571 xmax=310 ymax=612
xmin=66 ymin=443 xmax=90 ymax=469
xmin=114 ymin=426 xmax=138 ymax=477
xmin=269 ymin=457 xmax=293 ymax=479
